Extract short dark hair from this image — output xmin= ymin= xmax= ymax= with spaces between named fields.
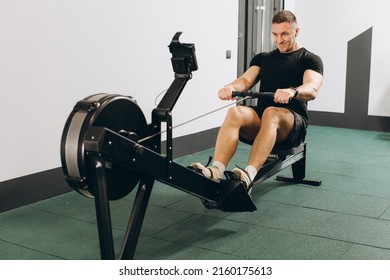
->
xmin=272 ymin=10 xmax=297 ymax=25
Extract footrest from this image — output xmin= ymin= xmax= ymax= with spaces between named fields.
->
xmin=201 ymin=179 xmax=256 ymax=212
xmin=276 ymin=175 xmax=322 ymax=186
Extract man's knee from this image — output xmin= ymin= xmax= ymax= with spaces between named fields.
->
xmin=226 ymin=106 xmax=242 ymax=118
xmin=226 ymin=106 xmax=256 ymax=122
xmin=261 ymin=107 xmax=281 ymax=123
xmin=262 ymin=107 xmax=295 ymax=130
xmin=264 ymin=106 xmax=294 ymax=118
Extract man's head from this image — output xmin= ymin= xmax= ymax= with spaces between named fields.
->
xmin=271 ymin=10 xmax=300 ymax=53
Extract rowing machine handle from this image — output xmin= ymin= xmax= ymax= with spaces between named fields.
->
xmin=232 ymin=91 xmax=274 ymax=99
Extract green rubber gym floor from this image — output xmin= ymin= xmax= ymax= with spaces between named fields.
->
xmin=1 ymin=125 xmax=390 ymax=260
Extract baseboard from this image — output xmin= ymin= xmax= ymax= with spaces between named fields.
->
xmin=0 ymin=168 xmax=70 ymax=213
xmin=309 ymin=111 xmax=390 ymax=132
xmin=0 ymin=127 xmax=219 ymax=213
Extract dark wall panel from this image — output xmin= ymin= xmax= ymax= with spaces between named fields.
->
xmin=310 ymin=27 xmax=390 ymax=132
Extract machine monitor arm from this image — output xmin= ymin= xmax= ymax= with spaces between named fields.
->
xmin=153 ymin=32 xmax=198 ymax=120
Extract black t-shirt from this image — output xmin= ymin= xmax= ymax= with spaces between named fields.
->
xmin=249 ymin=47 xmax=323 ymax=120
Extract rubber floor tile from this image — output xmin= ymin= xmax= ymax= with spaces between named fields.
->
xmin=233 ymin=228 xmax=352 ymax=260
xmin=314 ymin=213 xmax=390 ymax=249
xmin=153 ymin=215 xmax=266 ymax=254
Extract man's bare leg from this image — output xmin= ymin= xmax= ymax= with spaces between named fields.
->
xmin=191 ymin=106 xmax=294 ymax=182
xmin=247 ymin=107 xmax=295 ymax=170
xmin=191 ymin=106 xmax=261 ymax=179
xmin=213 ymin=106 xmax=261 ymax=167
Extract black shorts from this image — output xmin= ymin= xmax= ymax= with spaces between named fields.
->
xmin=250 ymin=106 xmax=308 ymax=149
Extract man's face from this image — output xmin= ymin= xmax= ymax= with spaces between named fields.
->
xmin=272 ymin=22 xmax=299 ymax=53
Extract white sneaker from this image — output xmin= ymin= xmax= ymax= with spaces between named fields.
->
xmin=231 ymin=167 xmax=253 ymax=194
xmin=191 ymin=163 xmax=222 ymax=180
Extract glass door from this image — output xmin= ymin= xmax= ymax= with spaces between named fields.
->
xmin=238 ymin=0 xmax=284 ymax=77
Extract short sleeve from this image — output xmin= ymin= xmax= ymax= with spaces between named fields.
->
xmin=249 ymin=53 xmax=264 ymax=68
xmin=305 ymin=52 xmax=324 ymax=76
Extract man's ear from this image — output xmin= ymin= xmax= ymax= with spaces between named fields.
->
xmin=295 ymin=27 xmax=300 ymax=37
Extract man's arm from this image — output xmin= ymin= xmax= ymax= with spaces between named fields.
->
xmin=218 ymin=66 xmax=260 ymax=100
xmin=274 ymin=69 xmax=323 ymax=104
xmin=294 ymin=69 xmax=323 ymax=101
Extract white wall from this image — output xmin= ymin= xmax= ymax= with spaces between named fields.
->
xmin=286 ymin=0 xmax=390 ymax=116
xmin=0 ymin=0 xmax=239 ymax=181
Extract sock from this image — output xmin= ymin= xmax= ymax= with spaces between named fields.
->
xmin=245 ymin=165 xmax=257 ymax=181
xmin=212 ymin=161 xmax=226 ymax=177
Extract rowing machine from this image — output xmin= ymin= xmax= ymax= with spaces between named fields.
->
xmin=60 ymin=32 xmax=255 ymax=260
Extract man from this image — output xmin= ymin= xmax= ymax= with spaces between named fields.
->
xmin=191 ymin=10 xmax=324 ymax=192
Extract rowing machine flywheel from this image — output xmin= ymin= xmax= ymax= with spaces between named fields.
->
xmin=60 ymin=93 xmax=149 ymax=200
